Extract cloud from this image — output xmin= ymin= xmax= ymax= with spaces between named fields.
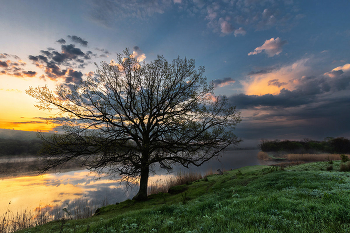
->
xmin=22 ymin=71 xmax=37 ymax=77
xmin=61 ymin=44 xmax=85 ymax=58
xmin=131 ymin=46 xmax=146 ymax=62
xmin=88 ymin=0 xmax=301 ymax=35
xmin=247 ymin=67 xmax=276 ymax=75
xmin=0 ymin=60 xmax=8 ymax=67
xmin=89 ymin=0 xmax=172 ymax=27
xmin=212 ymin=77 xmax=235 ymax=88
xmin=243 ymin=58 xmax=311 ymax=95
xmin=219 ymin=18 xmax=234 ymax=35
xmin=57 ymin=38 xmax=66 ymax=44
xmin=227 ymin=60 xmax=350 ymax=141
xmin=268 ymin=79 xmax=287 ymax=88
xmin=0 ymin=56 xmax=38 ymax=78
xmin=95 ymin=48 xmax=110 ymax=58
xmin=68 ymin=35 xmax=88 ymax=46
xmin=65 ymin=69 xmax=83 ymax=84
xmin=324 ymin=63 xmax=350 ymax=78
xmin=234 ymin=27 xmax=246 ymax=37
xmin=248 ymin=37 xmax=287 ymax=57
xmin=324 ymin=70 xmax=344 ymax=78
xmin=27 ymin=38 xmax=94 ymax=84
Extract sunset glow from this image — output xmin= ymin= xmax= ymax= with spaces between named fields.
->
xmin=0 ymin=0 xmax=349 ymax=140
xmin=0 ymin=174 xmax=83 ymax=217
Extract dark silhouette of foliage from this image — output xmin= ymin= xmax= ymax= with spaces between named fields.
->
xmin=259 ymin=137 xmax=350 ymax=154
xmin=26 ymin=49 xmax=241 ymax=201
xmin=0 ymin=138 xmax=42 ymax=156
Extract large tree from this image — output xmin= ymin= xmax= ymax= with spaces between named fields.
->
xmin=26 ymin=50 xmax=241 ymax=201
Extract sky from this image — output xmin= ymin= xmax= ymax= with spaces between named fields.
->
xmin=1 ymin=0 xmax=350 ymax=145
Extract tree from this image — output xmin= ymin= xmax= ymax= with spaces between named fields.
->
xmin=26 ymin=49 xmax=241 ymax=201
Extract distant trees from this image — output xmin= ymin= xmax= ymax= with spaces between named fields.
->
xmin=0 ymin=138 xmax=42 ymax=156
xmin=259 ymin=137 xmax=350 ymax=154
xmin=26 ymin=50 xmax=241 ymax=201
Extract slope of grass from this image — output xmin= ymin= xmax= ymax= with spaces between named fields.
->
xmin=17 ymin=162 xmax=350 ymax=233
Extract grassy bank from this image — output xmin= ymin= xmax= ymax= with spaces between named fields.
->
xmin=15 ymin=161 xmax=350 ymax=233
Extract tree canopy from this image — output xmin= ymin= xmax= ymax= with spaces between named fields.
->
xmin=26 ymin=49 xmax=241 ymax=201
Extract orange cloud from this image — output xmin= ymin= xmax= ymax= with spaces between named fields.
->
xmin=86 ymin=71 xmax=94 ymax=77
xmin=0 ymin=120 xmax=57 ymax=132
xmin=204 ymin=93 xmax=218 ymax=102
xmin=243 ymin=58 xmax=311 ymax=95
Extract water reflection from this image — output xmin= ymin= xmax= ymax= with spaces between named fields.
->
xmin=1 ymin=149 xmax=265 ymax=222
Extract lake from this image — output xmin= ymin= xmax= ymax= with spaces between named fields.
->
xmin=0 ymin=149 xmax=272 ymax=224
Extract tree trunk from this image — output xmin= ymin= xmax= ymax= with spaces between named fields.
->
xmin=132 ymin=164 xmax=149 ymax=201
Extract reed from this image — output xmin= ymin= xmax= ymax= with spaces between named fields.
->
xmin=0 ymin=198 xmax=106 ymax=233
xmin=286 ymin=153 xmax=348 ymax=161
xmin=148 ymin=170 xmax=203 ymax=195
xmin=257 ymin=151 xmax=270 ymax=160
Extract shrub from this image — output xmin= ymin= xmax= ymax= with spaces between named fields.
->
xmin=340 ymin=154 xmax=349 ymax=163
xmin=326 ymin=165 xmax=333 ymax=171
xmin=339 ymin=163 xmax=350 ymax=172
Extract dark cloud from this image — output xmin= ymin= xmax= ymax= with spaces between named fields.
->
xmin=40 ymin=50 xmax=52 ymax=57
xmin=0 ymin=61 xmax=8 ymax=67
xmin=235 ymin=96 xmax=350 ymax=141
xmin=22 ymin=71 xmax=37 ymax=77
xmin=45 ymin=61 xmax=67 ymax=78
xmin=248 ymin=67 xmax=276 ymax=75
xmin=51 ymin=51 xmax=68 ymax=63
xmin=62 ymin=44 xmax=85 ymax=57
xmin=268 ymin=79 xmax=287 ymax=88
xmin=230 ymin=72 xmax=350 ymax=141
xmin=212 ymin=77 xmax=235 ymax=88
xmin=65 ymin=69 xmax=83 ymax=84
xmin=57 ymin=38 xmax=66 ymax=44
xmin=84 ymin=51 xmax=93 ymax=60
xmin=229 ymin=90 xmax=312 ymax=109
xmin=230 ymin=74 xmax=350 ymax=109
xmin=68 ymin=35 xmax=88 ymax=46
xmin=0 ymin=55 xmax=38 ymax=78
xmin=29 ymin=55 xmax=48 ymax=63
xmin=28 ymin=38 xmax=92 ymax=82
xmin=95 ymin=48 xmax=109 ymax=58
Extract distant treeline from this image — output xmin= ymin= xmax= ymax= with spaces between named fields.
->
xmin=0 ymin=138 xmax=42 ymax=156
xmin=260 ymin=137 xmax=350 ymax=154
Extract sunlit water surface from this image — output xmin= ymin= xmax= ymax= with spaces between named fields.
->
xmin=1 ymin=149 xmax=271 ymax=221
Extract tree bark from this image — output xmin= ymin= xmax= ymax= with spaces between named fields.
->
xmin=132 ymin=163 xmax=149 ymax=201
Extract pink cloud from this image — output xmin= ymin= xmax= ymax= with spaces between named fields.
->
xmin=248 ymin=37 xmax=287 ymax=57
xmin=234 ymin=27 xmax=246 ymax=37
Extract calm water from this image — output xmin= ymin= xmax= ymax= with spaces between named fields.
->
xmin=0 ymin=149 xmax=269 ymax=220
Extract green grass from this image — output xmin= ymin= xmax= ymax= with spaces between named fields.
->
xmin=17 ymin=161 xmax=350 ymax=233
